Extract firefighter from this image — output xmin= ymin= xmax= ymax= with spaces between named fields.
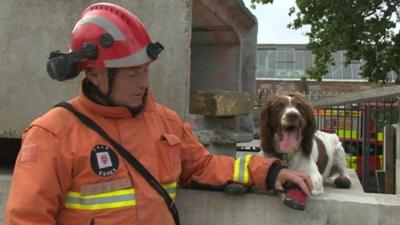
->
xmin=4 ymin=2 xmax=312 ymax=225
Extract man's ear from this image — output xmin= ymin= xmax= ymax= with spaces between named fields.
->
xmin=85 ymin=68 xmax=110 ymax=95
xmin=86 ymin=68 xmax=109 ymax=87
xmin=85 ymin=68 xmax=101 ymax=86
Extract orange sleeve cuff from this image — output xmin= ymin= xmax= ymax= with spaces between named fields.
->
xmin=248 ymin=155 xmax=281 ymax=190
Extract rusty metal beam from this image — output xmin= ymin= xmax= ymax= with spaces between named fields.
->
xmin=312 ymin=85 xmax=400 ymax=107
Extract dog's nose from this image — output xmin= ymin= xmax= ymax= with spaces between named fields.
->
xmin=286 ymin=112 xmax=300 ymax=121
xmin=282 ymin=111 xmax=301 ymax=127
xmin=281 ymin=107 xmax=302 ymax=126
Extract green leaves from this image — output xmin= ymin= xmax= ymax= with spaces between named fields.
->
xmin=250 ymin=0 xmax=274 ymax=9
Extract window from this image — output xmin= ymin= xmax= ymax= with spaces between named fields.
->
xmin=257 ymin=45 xmax=396 ymax=81
xmin=267 ymin=50 xmax=276 ymax=78
xmin=331 ymin=52 xmax=343 ymax=79
xmin=256 ymin=50 xmax=268 ymax=78
xmin=286 ymin=48 xmax=295 ymax=78
xmin=295 ymin=50 xmax=304 ymax=76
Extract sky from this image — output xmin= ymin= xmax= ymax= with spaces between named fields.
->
xmin=243 ymin=0 xmax=310 ymax=44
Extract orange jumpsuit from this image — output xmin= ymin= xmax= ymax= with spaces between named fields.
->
xmin=5 ymin=89 xmax=279 ymax=225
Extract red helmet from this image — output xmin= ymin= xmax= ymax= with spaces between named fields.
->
xmin=71 ymin=2 xmax=163 ymax=71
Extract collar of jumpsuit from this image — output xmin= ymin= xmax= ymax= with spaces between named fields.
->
xmin=78 ymin=80 xmax=157 ymax=118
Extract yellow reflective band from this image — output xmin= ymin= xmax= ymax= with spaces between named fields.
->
xmin=65 ymin=188 xmax=135 ymax=210
xmin=162 ymin=182 xmax=177 ymax=200
xmin=68 ymin=188 xmax=134 ymax=199
xmin=162 ymin=181 xmax=177 ymax=189
xmin=65 ymin=200 xmax=136 ymax=210
xmin=233 ymin=154 xmax=252 ymax=185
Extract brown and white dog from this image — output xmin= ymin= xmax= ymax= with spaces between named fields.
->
xmin=259 ymin=92 xmax=351 ymax=195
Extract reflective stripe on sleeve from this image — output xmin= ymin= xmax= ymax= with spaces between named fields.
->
xmin=232 ymin=154 xmax=252 ymax=185
xmin=65 ymin=188 xmax=135 ymax=210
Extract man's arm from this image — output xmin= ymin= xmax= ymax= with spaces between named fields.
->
xmin=178 ymin=122 xmax=312 ymax=194
xmin=4 ymin=126 xmax=72 ymax=225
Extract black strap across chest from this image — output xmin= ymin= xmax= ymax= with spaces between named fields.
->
xmin=55 ymin=102 xmax=180 ymax=225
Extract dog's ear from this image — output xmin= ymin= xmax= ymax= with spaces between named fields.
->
xmin=259 ymin=97 xmax=275 ymax=155
xmin=297 ymin=95 xmax=317 ymax=156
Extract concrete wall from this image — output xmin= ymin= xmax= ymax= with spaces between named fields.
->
xmin=396 ymin=114 xmax=400 ymax=194
xmin=175 ymin=170 xmax=400 ymax=225
xmin=0 ymin=0 xmax=258 ymax=156
xmin=191 ymin=45 xmax=240 ymax=91
xmin=0 ymin=169 xmax=11 ymax=223
xmin=176 ymin=187 xmax=400 ymax=225
xmin=190 ymin=0 xmax=257 ymax=155
xmin=3 ymin=168 xmax=400 ymax=224
xmin=0 ymin=0 xmax=192 ymax=138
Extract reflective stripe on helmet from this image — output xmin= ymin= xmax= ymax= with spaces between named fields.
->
xmin=104 ymin=45 xmax=151 ymax=68
xmin=65 ymin=188 xmax=135 ymax=210
xmin=69 ymin=3 xmax=158 ymax=72
xmin=72 ymin=15 xmax=125 ymax=41
xmin=232 ymin=154 xmax=252 ymax=185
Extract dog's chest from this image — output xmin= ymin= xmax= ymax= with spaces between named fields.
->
xmin=280 ymin=152 xmax=296 ymax=167
xmin=283 ymin=139 xmax=330 ymax=175
xmin=314 ymin=137 xmax=329 ymax=174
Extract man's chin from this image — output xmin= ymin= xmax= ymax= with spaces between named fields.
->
xmin=125 ymin=90 xmax=147 ymax=112
xmin=126 ymin=101 xmax=143 ymax=109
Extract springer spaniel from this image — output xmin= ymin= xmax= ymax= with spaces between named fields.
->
xmin=260 ymin=92 xmax=351 ymax=195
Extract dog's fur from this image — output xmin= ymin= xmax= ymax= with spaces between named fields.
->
xmin=260 ymin=92 xmax=350 ymax=195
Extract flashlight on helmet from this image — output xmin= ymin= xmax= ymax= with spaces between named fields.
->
xmin=47 ymin=42 xmax=97 ymax=81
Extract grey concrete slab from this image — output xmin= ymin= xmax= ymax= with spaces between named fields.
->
xmin=0 ymin=168 xmax=12 ymax=223
xmin=176 ymin=186 xmax=400 ymax=225
xmin=0 ymin=0 xmax=192 ymax=138
xmin=396 ymin=123 xmax=400 ymax=194
xmin=1 ymin=169 xmax=399 ymax=225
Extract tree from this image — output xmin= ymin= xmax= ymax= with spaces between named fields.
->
xmin=251 ymin=0 xmax=400 ymax=83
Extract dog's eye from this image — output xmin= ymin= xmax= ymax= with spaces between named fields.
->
xmin=274 ymin=102 xmax=286 ymax=109
xmin=272 ymin=103 xmax=286 ymax=114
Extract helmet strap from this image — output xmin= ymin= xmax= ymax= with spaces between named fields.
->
xmin=105 ymin=68 xmax=117 ymax=97
xmin=83 ymin=68 xmax=117 ymax=106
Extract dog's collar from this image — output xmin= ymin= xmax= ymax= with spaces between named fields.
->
xmin=268 ymin=150 xmax=296 ymax=164
xmin=277 ymin=151 xmax=296 ymax=164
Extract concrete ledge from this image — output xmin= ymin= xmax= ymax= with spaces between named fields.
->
xmin=196 ymin=130 xmax=254 ymax=145
xmin=0 ymin=169 xmax=12 ymax=223
xmin=190 ymin=90 xmax=251 ymax=117
xmin=2 ymin=169 xmax=400 ymax=224
xmin=176 ymin=187 xmax=400 ymax=225
xmin=176 ymin=169 xmax=400 ymax=225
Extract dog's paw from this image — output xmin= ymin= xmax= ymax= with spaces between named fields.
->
xmin=311 ymin=173 xmax=324 ymax=195
xmin=334 ymin=175 xmax=351 ymax=189
xmin=224 ymin=183 xmax=249 ymax=195
xmin=311 ymin=185 xmax=324 ymax=196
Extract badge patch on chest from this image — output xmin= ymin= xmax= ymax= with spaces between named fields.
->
xmin=90 ymin=145 xmax=119 ymax=177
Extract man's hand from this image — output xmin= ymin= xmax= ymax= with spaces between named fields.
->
xmin=274 ymin=169 xmax=313 ymax=196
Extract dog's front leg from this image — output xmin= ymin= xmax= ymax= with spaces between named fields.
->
xmin=309 ymin=169 xmax=324 ymax=195
xmin=289 ymin=154 xmax=324 ymax=195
